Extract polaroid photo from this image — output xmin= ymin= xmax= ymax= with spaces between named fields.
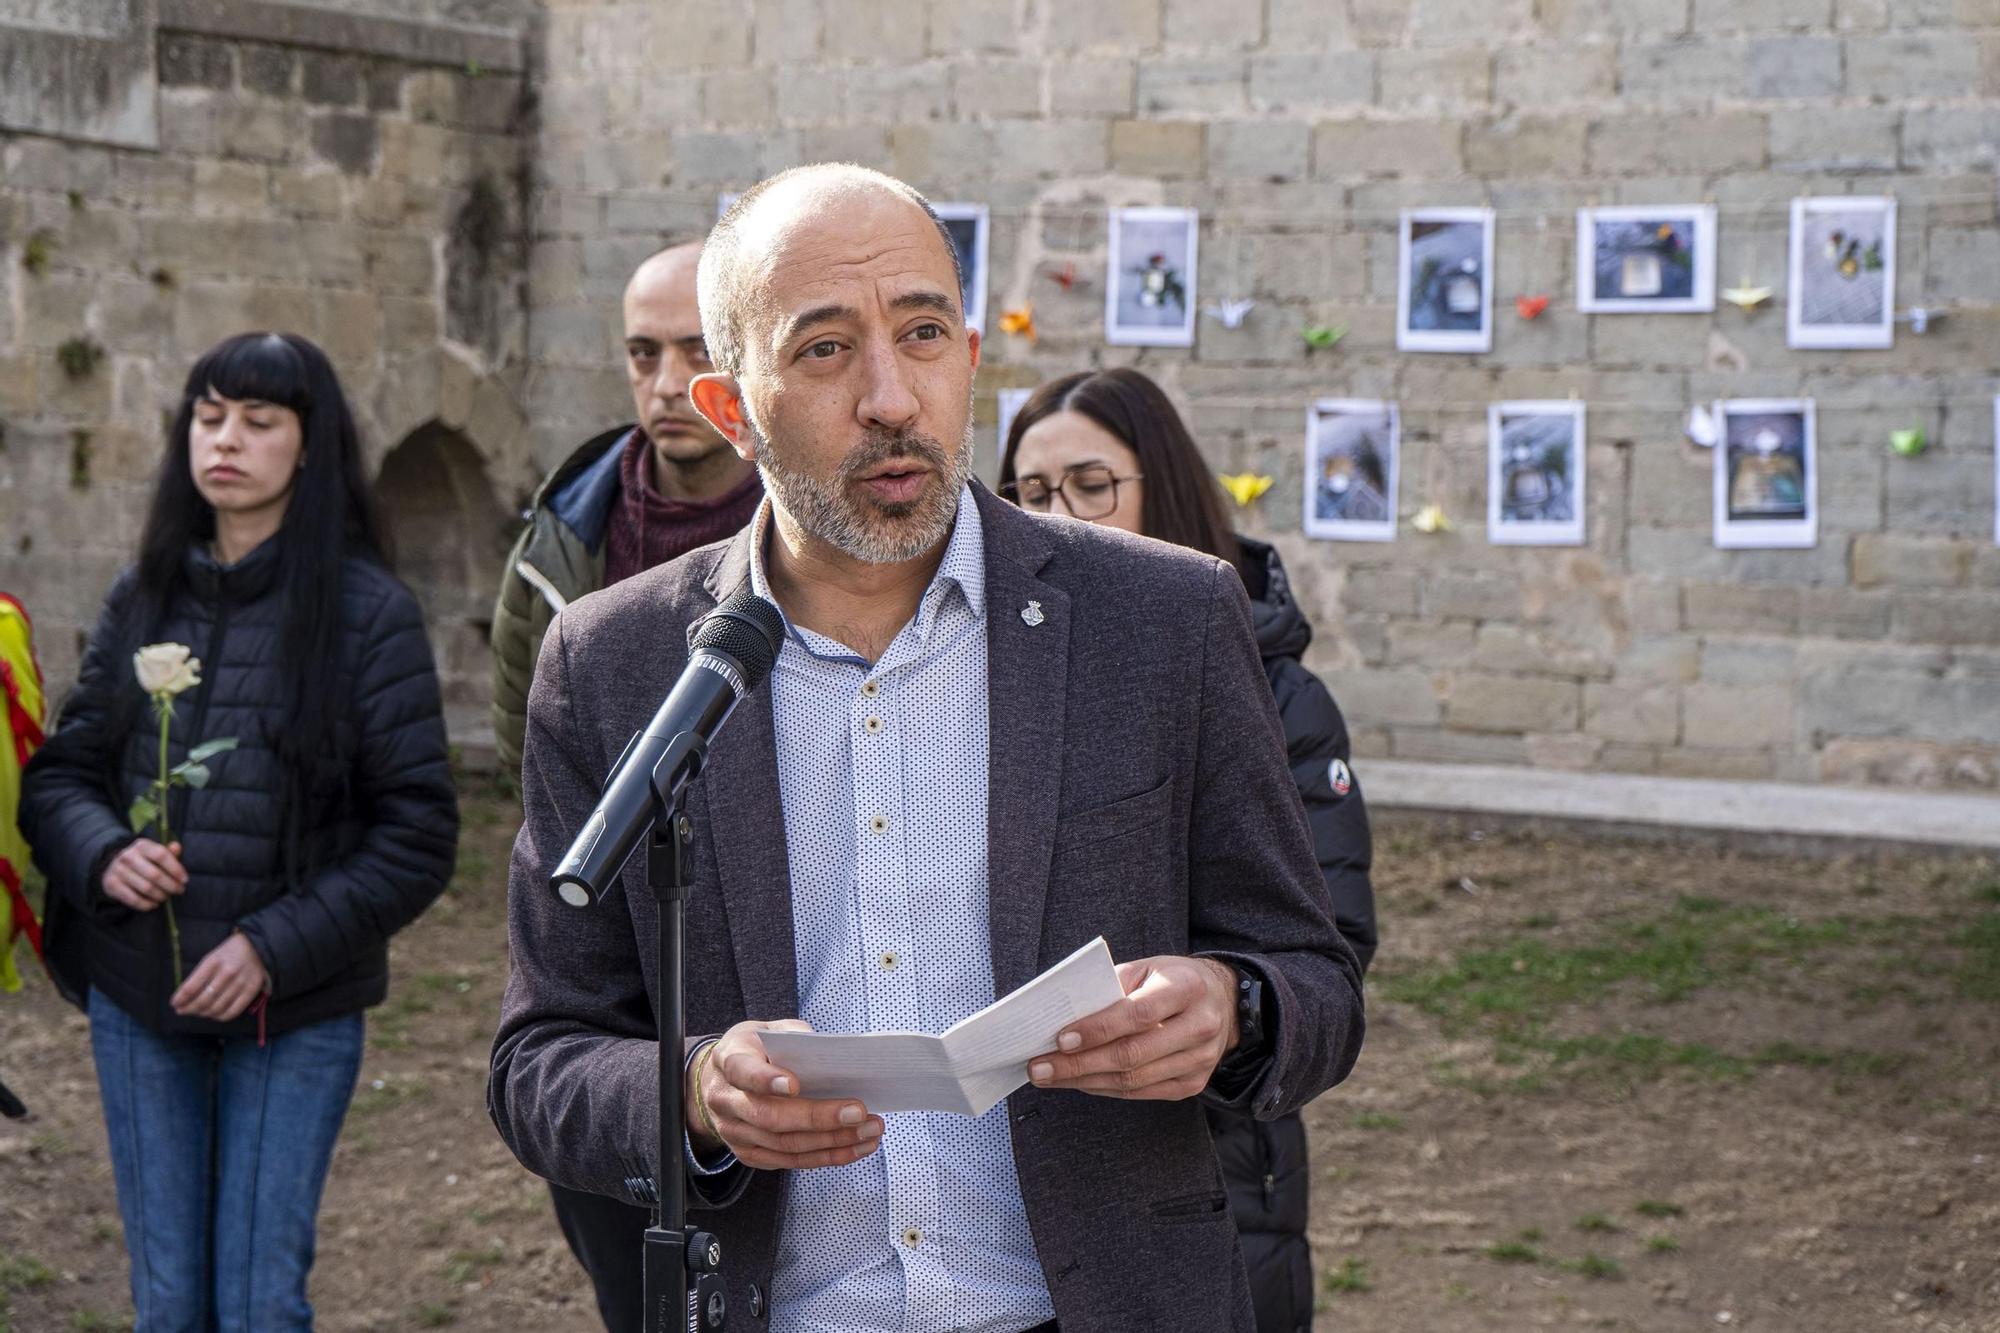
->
xmin=1714 ymin=399 xmax=1817 ymax=549
xmin=996 ymin=386 xmax=1034 ymax=463
xmin=1576 ymin=205 xmax=1716 ymax=314
xmin=1305 ymin=399 xmax=1399 ymax=542
xmin=1106 ymin=206 xmax=1198 ymax=348
xmin=1488 ymin=401 xmax=1586 ymax=547
xmin=933 ymin=202 xmax=991 ymax=335
xmin=1788 ymin=196 xmax=1896 ymax=350
xmin=1397 ymin=207 xmax=1494 ymax=354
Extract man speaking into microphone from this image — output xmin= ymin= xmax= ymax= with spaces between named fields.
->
xmin=489 ymin=163 xmax=1363 ymax=1333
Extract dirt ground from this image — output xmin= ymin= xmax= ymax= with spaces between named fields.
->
xmin=2 ymin=783 xmax=1996 ymax=1332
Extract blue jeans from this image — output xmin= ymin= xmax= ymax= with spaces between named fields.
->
xmin=88 ymin=990 xmax=364 ymax=1332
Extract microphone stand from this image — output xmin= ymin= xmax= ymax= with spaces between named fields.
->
xmin=640 ymin=743 xmax=725 ymax=1332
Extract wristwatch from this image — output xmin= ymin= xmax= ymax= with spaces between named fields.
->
xmin=1214 ymin=962 xmax=1274 ymax=1084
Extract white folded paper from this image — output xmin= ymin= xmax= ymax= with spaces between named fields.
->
xmin=758 ymin=936 xmax=1127 ymax=1116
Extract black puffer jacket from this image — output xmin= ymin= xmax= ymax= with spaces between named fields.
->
xmin=1208 ymin=536 xmax=1376 ymax=1333
xmin=19 ymin=539 xmax=458 ymax=1038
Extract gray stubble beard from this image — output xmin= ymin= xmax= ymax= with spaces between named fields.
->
xmin=749 ymin=408 xmax=978 ymax=566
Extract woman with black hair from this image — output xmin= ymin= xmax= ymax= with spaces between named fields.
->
xmin=20 ymin=332 xmax=458 ymax=1330
xmin=1000 ymin=367 xmax=1376 ymax=1333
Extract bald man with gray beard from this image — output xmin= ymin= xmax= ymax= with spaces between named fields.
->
xmin=488 ymin=241 xmax=763 ymax=1331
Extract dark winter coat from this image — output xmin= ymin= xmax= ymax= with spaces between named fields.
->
xmin=1209 ymin=535 xmax=1377 ymax=1333
xmin=18 ymin=539 xmax=459 ymax=1038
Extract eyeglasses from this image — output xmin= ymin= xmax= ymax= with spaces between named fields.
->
xmin=1000 ymin=464 xmax=1144 ymax=520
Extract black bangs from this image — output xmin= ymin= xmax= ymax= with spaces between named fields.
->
xmin=183 ymin=332 xmax=312 ymax=414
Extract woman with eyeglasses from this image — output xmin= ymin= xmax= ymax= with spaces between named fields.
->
xmin=1000 ymin=366 xmax=1376 ymax=1333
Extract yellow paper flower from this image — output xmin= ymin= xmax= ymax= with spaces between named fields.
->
xmin=998 ymin=305 xmax=1037 ymax=342
xmin=1218 ymin=473 xmax=1274 ymax=507
xmin=1413 ymin=504 xmax=1452 ymax=534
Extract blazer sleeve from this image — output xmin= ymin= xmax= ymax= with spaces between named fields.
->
xmin=234 ymin=587 xmax=459 ymax=998
xmin=18 ymin=580 xmax=138 ymax=915
xmin=1275 ymin=666 xmax=1378 ymax=974
xmin=487 ymin=613 xmax=748 ymax=1207
xmin=1187 ymin=561 xmax=1365 ymax=1120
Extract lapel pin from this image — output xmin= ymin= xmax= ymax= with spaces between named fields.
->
xmin=1021 ymin=600 xmax=1045 ymax=627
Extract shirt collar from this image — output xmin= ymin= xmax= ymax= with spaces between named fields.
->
xmin=748 ymin=483 xmax=986 ymax=659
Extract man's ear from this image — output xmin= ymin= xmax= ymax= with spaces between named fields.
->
xmin=689 ymin=373 xmax=755 ymax=462
xmin=966 ymin=327 xmax=981 ymax=375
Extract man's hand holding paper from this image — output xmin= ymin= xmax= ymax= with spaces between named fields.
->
xmin=687 ymin=1020 xmax=885 ymax=1172
xmin=1026 ymin=954 xmax=1242 ymax=1101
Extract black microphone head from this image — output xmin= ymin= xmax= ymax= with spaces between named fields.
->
xmin=692 ymin=589 xmax=784 ymax=689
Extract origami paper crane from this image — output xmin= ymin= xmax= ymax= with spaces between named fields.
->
xmin=998 ymin=305 xmax=1037 ymax=342
xmin=1217 ymin=473 xmax=1275 ymax=507
xmin=1516 ymin=295 xmax=1551 ymax=321
xmin=1721 ymin=280 xmax=1774 ymax=312
xmin=1203 ymin=299 xmax=1256 ymax=329
xmin=1413 ymin=503 xmax=1453 ymax=534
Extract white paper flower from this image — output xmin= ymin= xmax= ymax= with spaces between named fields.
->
xmin=133 ymin=643 xmax=202 ymax=698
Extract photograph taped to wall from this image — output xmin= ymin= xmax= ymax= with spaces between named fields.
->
xmin=933 ymin=202 xmax=990 ymax=335
xmin=1488 ymin=401 xmax=1586 ymax=546
xmin=1576 ymin=205 xmax=1716 ymax=313
xmin=1714 ymin=399 xmax=1817 ymax=549
xmin=1106 ymin=206 xmax=1199 ymax=347
xmin=1305 ymin=399 xmax=1399 ymax=542
xmin=1398 ymin=208 xmax=1494 ymax=353
xmin=996 ymin=386 xmax=1033 ymax=465
xmin=1788 ymin=196 xmax=1896 ymax=350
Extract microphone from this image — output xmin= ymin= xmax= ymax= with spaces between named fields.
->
xmin=550 ymin=588 xmax=784 ymax=908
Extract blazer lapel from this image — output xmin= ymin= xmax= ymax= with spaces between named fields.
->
xmin=977 ymin=487 xmax=1070 ymax=998
xmin=698 ymin=524 xmax=800 ymax=1020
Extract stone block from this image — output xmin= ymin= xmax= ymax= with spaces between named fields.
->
xmin=1769 ymin=106 xmax=1900 ymax=170
xmin=1620 ymin=38 xmax=1749 ymax=100
xmin=160 ymin=34 xmax=233 ymax=90
xmin=1845 ymin=34 xmax=1983 ymax=97
xmin=1136 ymin=57 xmax=1249 ymax=115
xmin=1110 ymin=119 xmax=1205 ymax=177
xmin=672 ymin=129 xmax=763 ymax=183
xmin=757 ymin=0 xmax=824 ymax=63
xmin=1892 ymin=591 xmax=2000 ymax=645
xmin=1422 ymin=570 xmax=1525 ymax=621
xmin=312 ymin=113 xmax=379 ymax=175
xmin=1391 ymin=727 xmax=1532 ymax=764
xmin=1588 ymin=112 xmax=1766 ymax=175
xmin=1695 ymin=0 xmax=1833 ymax=26
xmin=886 ymin=122 xmax=997 ymax=184
xmin=1164 ymin=0 xmax=1262 ymax=46
xmin=1798 ymin=587 xmax=1893 ymax=638
xmin=952 ymin=59 xmax=1042 ymax=118
xmin=1682 ymin=682 xmax=1793 ymax=747
xmin=302 ymin=53 xmax=363 ymax=108
xmin=1885 ymin=452 xmax=1997 ymax=535
xmin=1540 ymin=0 xmax=1692 ymax=34
xmin=1850 ymin=533 xmax=1974 ymax=587
xmin=1268 ymin=0 xmax=1355 ymax=45
xmin=1747 ymin=35 xmax=1845 ymax=96
xmin=1321 ymin=667 xmax=1443 ymax=726
xmin=848 ymin=62 xmax=950 ymax=121
xmin=993 ymin=119 xmax=1111 ymax=175
xmin=240 ymin=44 xmax=299 ymax=98
xmin=643 ymin=8 xmax=755 ymax=69
xmin=1494 ymin=43 xmax=1617 ymax=106
xmin=1409 ymin=0 xmax=1534 ymax=42
xmin=1247 ymin=52 xmax=1376 ymax=113
xmin=1207 ymin=119 xmax=1311 ymax=179
xmin=1050 ymin=0 xmax=1163 ymax=50
xmin=1312 ymin=119 xmax=1464 ymax=179
xmin=1464 ymin=116 xmax=1587 ymax=177
xmin=1050 ymin=60 xmax=1136 ymax=115
xmin=1340 ymin=566 xmax=1420 ymax=615
xmin=1684 ymin=582 xmax=1802 ymax=632
xmin=1442 ymin=672 xmax=1580 ymax=733
xmin=1387 ymin=621 xmax=1478 ymax=666
xmin=1699 ymin=637 xmax=1799 ymax=683
xmin=270 ymin=167 xmax=346 ymax=219
xmin=1376 ymin=47 xmax=1492 ymax=111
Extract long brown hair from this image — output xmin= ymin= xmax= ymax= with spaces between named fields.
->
xmin=999 ymin=367 xmax=1242 ymax=573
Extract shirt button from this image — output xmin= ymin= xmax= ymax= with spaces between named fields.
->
xmin=868 ymin=815 xmax=888 ymax=834
xmin=880 ymin=951 xmax=899 ymax=971
xmin=861 ymin=680 xmax=880 ymax=698
xmin=902 ymin=1226 xmax=922 ymax=1248
xmin=864 ymin=716 xmax=883 ymax=735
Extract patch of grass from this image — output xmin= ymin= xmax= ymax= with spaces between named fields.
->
xmin=1564 ymin=1253 xmax=1622 ymax=1280
xmin=1633 ymin=1200 xmax=1683 ymax=1219
xmin=1350 ymin=1111 xmax=1402 ymax=1131
xmin=1517 ymin=912 xmax=1560 ymax=930
xmin=1444 ymin=1279 xmax=1478 ymax=1303
xmin=22 ymin=229 xmax=56 ymax=277
xmin=1320 ymin=1257 xmax=1371 ymax=1294
xmin=86 ymin=1220 xmax=119 ymax=1245
xmin=56 ymin=336 xmax=105 ymax=380
xmin=70 ymin=1314 xmax=133 ymax=1333
xmin=348 ymin=1075 xmax=430 ymax=1119
xmin=1646 ymin=1234 xmax=1681 ymax=1253
xmin=1519 ymin=1227 xmax=1544 ymax=1242
xmin=412 ymin=1301 xmax=457 ymax=1327
xmin=0 ymin=1253 xmax=54 ymax=1291
xmin=1954 ymin=913 xmax=2000 ymax=1002
xmin=1972 ymin=881 xmax=2000 ymax=906
xmin=443 ymin=1246 xmax=505 ymax=1284
xmin=1575 ymin=1213 xmax=1619 ymax=1233
xmin=1483 ymin=1238 xmax=1542 ymax=1264
xmin=1751 ymin=1041 xmax=1906 ymax=1078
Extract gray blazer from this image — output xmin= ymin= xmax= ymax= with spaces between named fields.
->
xmin=489 ymin=483 xmax=1364 ymax=1332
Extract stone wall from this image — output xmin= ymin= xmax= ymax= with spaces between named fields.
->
xmin=530 ymin=0 xmax=2000 ymax=790
xmin=0 ymin=0 xmax=533 ymax=735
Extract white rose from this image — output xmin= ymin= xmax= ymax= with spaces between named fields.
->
xmin=133 ymin=643 xmax=202 ymax=697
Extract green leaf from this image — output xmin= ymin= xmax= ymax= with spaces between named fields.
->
xmin=174 ymin=763 xmax=212 ymax=789
xmin=128 ymin=796 xmax=158 ymax=833
xmin=185 ymin=737 xmax=238 ymax=763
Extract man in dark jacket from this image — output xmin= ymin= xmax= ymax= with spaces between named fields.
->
xmin=487 ymin=241 xmax=762 ymax=1330
xmin=489 ymin=241 xmax=763 ymax=776
xmin=1209 ymin=535 xmax=1377 ymax=1333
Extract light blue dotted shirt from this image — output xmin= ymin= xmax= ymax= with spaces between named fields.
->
xmin=747 ymin=486 xmax=1055 ymax=1333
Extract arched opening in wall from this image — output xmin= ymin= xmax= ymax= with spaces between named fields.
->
xmin=374 ymin=421 xmax=510 ymax=762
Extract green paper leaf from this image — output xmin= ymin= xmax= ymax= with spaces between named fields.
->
xmin=185 ymin=737 xmax=238 ymax=763
xmin=128 ymin=796 xmax=158 ymax=833
xmin=174 ymin=762 xmax=212 ymax=789
xmin=1302 ymin=325 xmax=1348 ymax=349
